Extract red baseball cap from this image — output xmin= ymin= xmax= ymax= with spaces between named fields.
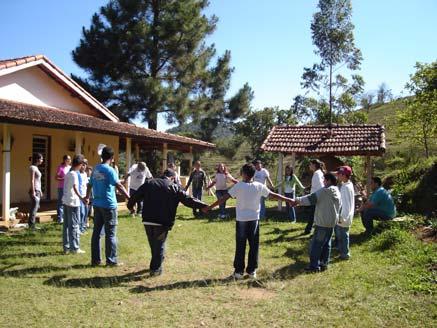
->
xmin=337 ymin=166 xmax=352 ymax=177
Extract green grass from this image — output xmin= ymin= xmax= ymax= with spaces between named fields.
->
xmin=0 ymin=196 xmax=436 ymax=327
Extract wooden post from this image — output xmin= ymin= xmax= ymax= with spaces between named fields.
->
xmin=75 ymin=132 xmax=82 ymax=154
xmin=291 ymin=152 xmax=296 ymax=171
xmin=187 ymin=146 xmax=193 ymax=195
xmin=126 ymin=137 xmax=132 ymax=173
xmin=135 ymin=143 xmax=140 ymax=161
xmin=277 ymin=153 xmax=284 ymax=211
xmin=365 ymin=156 xmax=372 ymax=196
xmin=2 ymin=124 xmax=11 ymax=221
xmin=162 ymin=143 xmax=168 ymax=174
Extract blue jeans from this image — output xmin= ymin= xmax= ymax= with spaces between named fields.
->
xmin=192 ymin=188 xmax=203 ymax=215
xmin=285 ymin=192 xmax=296 ymax=222
xmin=62 ymin=205 xmax=81 ymax=252
xmin=234 ymin=220 xmax=259 ymax=274
xmin=28 ymin=191 xmax=41 ymax=228
xmin=144 ymin=225 xmax=169 ymax=273
xmin=308 ymin=226 xmax=334 ymax=270
xmin=361 ymin=208 xmax=393 ymax=233
xmin=79 ymin=202 xmax=88 ymax=232
xmin=57 ymin=188 xmax=64 ymax=223
xmin=216 ymin=190 xmax=228 ymax=217
xmin=91 ymin=206 xmax=118 ymax=265
xmin=259 ymin=196 xmax=266 ymax=219
xmin=334 ymin=225 xmax=350 ymax=259
xmin=305 ymin=205 xmax=316 ymax=233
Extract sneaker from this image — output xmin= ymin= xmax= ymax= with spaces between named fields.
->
xmin=319 ymin=265 xmax=328 ymax=272
xmin=63 ymin=249 xmax=70 ymax=255
xmin=106 ymin=262 xmax=124 ymax=267
xmin=150 ymin=270 xmax=162 ymax=277
xmin=72 ymin=249 xmax=86 ymax=254
xmin=290 ymin=220 xmax=297 ymax=224
xmin=231 ymin=272 xmax=244 ymax=280
xmin=248 ymin=271 xmax=257 ymax=279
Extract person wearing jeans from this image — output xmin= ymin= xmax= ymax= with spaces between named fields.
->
xmin=360 ymin=177 xmax=396 ymax=234
xmin=55 ymin=155 xmax=72 ymax=224
xmin=127 ymin=169 xmax=208 ymax=276
xmin=206 ymin=163 xmax=238 ymax=219
xmin=185 ymin=161 xmax=207 ymax=216
xmin=293 ymin=172 xmax=341 ymax=272
xmin=205 ymin=163 xmax=293 ymax=279
xmin=334 ymin=166 xmax=355 ymax=260
xmin=85 ymin=146 xmax=130 ymax=266
xmin=277 ymin=165 xmax=305 ymax=223
xmin=62 ymin=154 xmax=87 ymax=254
xmin=253 ymin=160 xmax=274 ymax=220
xmin=28 ymin=153 xmax=44 ymax=230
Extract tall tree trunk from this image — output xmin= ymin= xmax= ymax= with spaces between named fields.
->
xmin=148 ymin=0 xmax=161 ymax=131
xmin=422 ymin=121 xmax=429 ymax=158
xmin=329 ymin=62 xmax=333 ymax=127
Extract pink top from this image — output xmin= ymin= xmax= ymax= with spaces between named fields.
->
xmin=56 ymin=164 xmax=71 ymax=189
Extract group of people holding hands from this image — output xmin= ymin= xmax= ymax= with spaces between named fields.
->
xmin=28 ymin=147 xmax=396 ymax=278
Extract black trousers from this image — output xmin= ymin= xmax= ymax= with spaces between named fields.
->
xmin=144 ymin=225 xmax=169 ymax=272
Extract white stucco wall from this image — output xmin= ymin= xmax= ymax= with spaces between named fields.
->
xmin=0 ymin=66 xmax=101 ymax=117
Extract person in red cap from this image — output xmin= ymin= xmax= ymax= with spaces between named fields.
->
xmin=335 ymin=166 xmax=355 ymax=260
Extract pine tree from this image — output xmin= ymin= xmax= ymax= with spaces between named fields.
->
xmin=72 ymin=0 xmax=250 ymax=133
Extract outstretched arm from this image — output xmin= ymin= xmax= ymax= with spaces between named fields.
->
xmin=207 ymin=192 xmax=231 ymax=211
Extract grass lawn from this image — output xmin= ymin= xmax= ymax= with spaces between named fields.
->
xmin=0 ymin=196 xmax=436 ymax=327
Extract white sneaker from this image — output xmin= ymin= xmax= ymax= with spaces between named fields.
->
xmin=231 ymin=272 xmax=244 ymax=280
xmin=248 ymin=271 xmax=257 ymax=279
xmin=72 ymin=249 xmax=86 ymax=254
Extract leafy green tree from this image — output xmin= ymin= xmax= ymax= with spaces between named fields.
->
xmin=235 ymin=107 xmax=297 ymax=164
xmin=72 ymin=0 xmax=249 ymax=132
xmin=397 ymin=61 xmax=437 ymax=158
xmin=298 ymin=0 xmax=364 ymax=125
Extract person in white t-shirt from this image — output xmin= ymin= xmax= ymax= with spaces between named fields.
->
xmin=204 ymin=163 xmax=293 ymax=280
xmin=78 ymin=159 xmax=89 ymax=233
xmin=62 ymin=154 xmax=87 ymax=254
xmin=124 ymin=162 xmax=153 ymax=215
xmin=335 ymin=166 xmax=355 ymax=260
xmin=206 ymin=163 xmax=238 ymax=219
xmin=304 ymin=159 xmax=326 ymax=235
xmin=253 ymin=160 xmax=274 ymax=220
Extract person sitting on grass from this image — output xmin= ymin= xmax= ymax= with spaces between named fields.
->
xmin=359 ymin=177 xmax=396 ymax=235
xmin=290 ymin=172 xmax=341 ymax=273
xmin=203 ymin=163 xmax=294 ymax=280
xmin=127 ymin=169 xmax=208 ymax=277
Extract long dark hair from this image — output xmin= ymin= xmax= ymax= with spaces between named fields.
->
xmin=310 ymin=159 xmax=326 ymax=173
xmin=29 ymin=153 xmax=43 ymax=165
xmin=285 ymin=165 xmax=294 ymax=177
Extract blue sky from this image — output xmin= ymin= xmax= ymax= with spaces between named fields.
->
xmin=1 ymin=0 xmax=436 ymax=130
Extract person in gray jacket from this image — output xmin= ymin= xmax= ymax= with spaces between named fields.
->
xmin=291 ymin=172 xmax=341 ymax=272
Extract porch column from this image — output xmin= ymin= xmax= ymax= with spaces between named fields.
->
xmin=290 ymin=152 xmax=296 ymax=171
xmin=75 ymin=132 xmax=82 ymax=154
xmin=365 ymin=156 xmax=372 ymax=196
xmin=277 ymin=153 xmax=284 ymax=211
xmin=135 ymin=143 xmax=140 ymax=161
xmin=187 ymin=146 xmax=193 ymax=195
xmin=2 ymin=124 xmax=11 ymax=221
xmin=126 ymin=137 xmax=132 ymax=172
xmin=162 ymin=143 xmax=168 ymax=173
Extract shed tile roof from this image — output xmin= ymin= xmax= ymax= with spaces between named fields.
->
xmin=0 ymin=99 xmax=215 ymax=151
xmin=261 ymin=124 xmax=385 ymax=156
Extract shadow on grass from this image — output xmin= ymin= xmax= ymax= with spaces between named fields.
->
xmin=130 ymin=276 xmax=268 ymax=293
xmin=0 ymin=250 xmax=65 ymax=260
xmin=0 ymin=264 xmax=92 ymax=277
xmin=44 ymin=269 xmax=149 ymax=288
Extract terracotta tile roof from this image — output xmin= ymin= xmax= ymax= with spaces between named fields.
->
xmin=0 ymin=55 xmax=45 ymax=70
xmin=0 ymin=99 xmax=215 ymax=151
xmin=261 ymin=124 xmax=385 ymax=156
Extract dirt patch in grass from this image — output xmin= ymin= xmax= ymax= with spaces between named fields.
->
xmin=414 ymin=226 xmax=437 ymax=243
xmin=236 ymin=287 xmax=276 ymax=300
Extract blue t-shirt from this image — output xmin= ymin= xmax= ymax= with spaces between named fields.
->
xmin=370 ymin=187 xmax=396 ymax=218
xmin=90 ymin=163 xmax=119 ymax=209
